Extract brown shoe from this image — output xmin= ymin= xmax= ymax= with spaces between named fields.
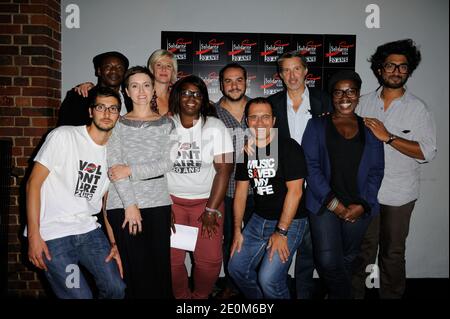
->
xmin=215 ymin=287 xmax=239 ymax=299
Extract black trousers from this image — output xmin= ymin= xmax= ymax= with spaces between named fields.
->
xmin=351 ymin=200 xmax=415 ymax=299
xmin=107 ymin=205 xmax=173 ymax=299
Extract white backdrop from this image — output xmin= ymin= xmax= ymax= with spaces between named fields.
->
xmin=61 ymin=0 xmax=449 ymax=277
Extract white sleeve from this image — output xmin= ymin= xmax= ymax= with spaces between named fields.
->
xmin=213 ymin=120 xmax=234 ymax=156
xmin=34 ymin=128 xmax=66 ymax=171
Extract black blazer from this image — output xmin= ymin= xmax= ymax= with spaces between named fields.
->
xmin=268 ymin=87 xmax=333 ymax=139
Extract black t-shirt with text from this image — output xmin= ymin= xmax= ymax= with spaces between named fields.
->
xmin=235 ymin=137 xmax=307 ymax=220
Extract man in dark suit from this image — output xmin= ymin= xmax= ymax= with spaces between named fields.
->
xmin=57 ymin=51 xmax=129 ymax=127
xmin=268 ymin=50 xmax=332 ymax=299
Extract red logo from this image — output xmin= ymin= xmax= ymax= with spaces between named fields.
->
xmin=260 ymin=74 xmax=280 ymax=89
xmin=168 ymin=38 xmax=192 ymax=53
xmin=177 ymin=71 xmax=191 ymax=78
xmin=176 ymin=38 xmax=192 ymax=45
xmin=260 ymin=40 xmax=290 ymax=56
xmin=228 ymin=40 xmax=257 ymax=56
xmin=306 ymin=74 xmax=321 ymax=81
xmin=260 ymin=82 xmax=276 ymax=89
xmin=195 ymin=39 xmax=225 ymax=55
xmin=84 ymin=163 xmax=97 ymax=173
xmin=325 ymin=41 xmax=355 ymax=57
xmin=299 ymin=41 xmax=322 ymax=55
xmin=242 ymin=39 xmax=257 ymax=47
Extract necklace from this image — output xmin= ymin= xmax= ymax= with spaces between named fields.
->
xmin=151 ymin=90 xmax=159 ymax=114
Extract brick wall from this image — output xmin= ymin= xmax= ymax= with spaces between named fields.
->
xmin=0 ymin=0 xmax=61 ymax=298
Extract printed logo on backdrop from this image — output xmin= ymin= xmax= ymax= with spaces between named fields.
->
xmin=176 ymin=65 xmax=193 ymax=81
xmin=164 ymin=31 xmax=194 ymax=64
xmin=195 ymin=66 xmax=221 ymax=101
xmin=167 ymin=38 xmax=192 ymax=62
xmin=293 ymin=34 xmax=324 ymax=67
xmin=173 ymin=142 xmax=202 ymax=174
xmin=305 ymin=68 xmax=323 ymax=89
xmin=227 ymin=35 xmax=259 ymax=65
xmin=324 ymin=34 xmax=356 ymax=67
xmin=194 ymin=34 xmax=227 ymax=64
xmin=258 ymin=67 xmax=284 ymax=96
xmin=161 ymin=31 xmax=355 ymax=93
xmin=75 ymin=160 xmax=103 ymax=200
xmin=245 ymin=67 xmax=258 ymax=97
xmin=259 ymin=34 xmax=292 ymax=64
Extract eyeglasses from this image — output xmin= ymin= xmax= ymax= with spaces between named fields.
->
xmin=181 ymin=90 xmax=203 ymax=99
xmin=332 ymin=88 xmax=359 ymax=98
xmin=93 ymin=104 xmax=120 ymax=114
xmin=247 ymin=114 xmax=273 ymax=122
xmin=382 ymin=62 xmax=409 ymax=74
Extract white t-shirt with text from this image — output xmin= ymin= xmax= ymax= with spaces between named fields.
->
xmin=25 ymin=126 xmax=110 ymax=241
xmin=167 ymin=115 xmax=233 ymax=199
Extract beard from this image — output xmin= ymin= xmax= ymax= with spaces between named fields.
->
xmin=223 ymin=90 xmax=246 ymax=102
xmin=92 ymin=117 xmax=114 ymax=132
xmin=381 ymin=74 xmax=408 ymax=89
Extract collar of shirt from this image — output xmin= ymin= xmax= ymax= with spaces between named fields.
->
xmin=376 ymin=85 xmax=411 ymax=106
xmin=215 ymin=97 xmax=248 ymax=128
xmin=286 ymin=86 xmax=311 ymax=115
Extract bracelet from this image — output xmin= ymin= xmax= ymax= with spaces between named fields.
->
xmin=327 ymin=197 xmax=339 ymax=211
xmin=205 ymin=207 xmax=222 ymax=218
xmin=275 ymin=226 xmax=288 ymax=237
xmin=111 ymin=242 xmax=117 ymax=247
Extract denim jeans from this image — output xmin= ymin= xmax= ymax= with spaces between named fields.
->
xmin=222 ymin=195 xmax=254 ymax=290
xmin=43 ymin=228 xmax=126 ymax=299
xmin=228 ymin=213 xmax=307 ymax=299
xmin=309 ymin=209 xmax=371 ymax=299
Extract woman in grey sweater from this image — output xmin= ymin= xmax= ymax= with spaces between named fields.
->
xmin=105 ymin=66 xmax=177 ymax=299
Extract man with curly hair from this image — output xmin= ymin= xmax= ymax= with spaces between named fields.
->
xmin=353 ymin=39 xmax=437 ymax=299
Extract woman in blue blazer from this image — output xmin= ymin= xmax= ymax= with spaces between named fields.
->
xmin=301 ymin=70 xmax=384 ymax=299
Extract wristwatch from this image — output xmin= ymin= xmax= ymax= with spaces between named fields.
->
xmin=385 ymin=133 xmax=397 ymax=145
xmin=275 ymin=226 xmax=288 ymax=237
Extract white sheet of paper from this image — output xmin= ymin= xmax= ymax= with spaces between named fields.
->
xmin=170 ymin=224 xmax=199 ymax=251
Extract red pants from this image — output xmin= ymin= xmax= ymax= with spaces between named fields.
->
xmin=170 ymin=195 xmax=224 ymax=299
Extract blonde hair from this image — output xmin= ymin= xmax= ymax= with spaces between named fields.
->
xmin=147 ymin=49 xmax=178 ymax=83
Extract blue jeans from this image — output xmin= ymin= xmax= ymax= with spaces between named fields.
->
xmin=228 ymin=213 xmax=307 ymax=299
xmin=309 ymin=209 xmax=371 ymax=299
xmin=43 ymin=228 xmax=126 ymax=299
xmin=222 ymin=195 xmax=254 ymax=287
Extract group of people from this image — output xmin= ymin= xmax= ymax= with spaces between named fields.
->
xmin=25 ymin=38 xmax=437 ymax=300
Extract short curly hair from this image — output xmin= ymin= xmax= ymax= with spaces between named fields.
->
xmin=369 ymin=39 xmax=421 ymax=82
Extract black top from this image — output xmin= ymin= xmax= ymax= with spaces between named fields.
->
xmin=235 ymin=137 xmax=308 ymax=220
xmin=326 ymin=116 xmax=364 ymax=207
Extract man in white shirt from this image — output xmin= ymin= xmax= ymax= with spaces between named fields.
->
xmin=26 ymin=87 xmax=125 ymax=299
xmin=353 ymin=39 xmax=437 ymax=299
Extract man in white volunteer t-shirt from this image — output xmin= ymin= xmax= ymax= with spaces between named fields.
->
xmin=25 ymin=87 xmax=125 ymax=299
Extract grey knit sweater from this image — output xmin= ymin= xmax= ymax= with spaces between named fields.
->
xmin=106 ymin=116 xmax=178 ymax=210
